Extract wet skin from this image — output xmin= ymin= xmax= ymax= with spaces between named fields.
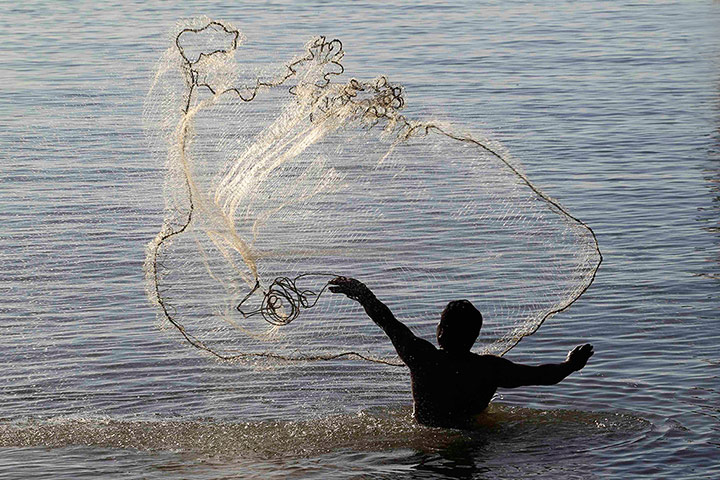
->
xmin=329 ymin=276 xmax=594 ymax=428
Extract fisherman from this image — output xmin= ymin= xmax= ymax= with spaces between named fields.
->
xmin=329 ymin=276 xmax=594 ymax=428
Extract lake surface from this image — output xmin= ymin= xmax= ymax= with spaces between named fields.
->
xmin=1 ymin=1 xmax=719 ymax=478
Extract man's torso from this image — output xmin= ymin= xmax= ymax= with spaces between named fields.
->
xmin=408 ymin=350 xmax=498 ymax=427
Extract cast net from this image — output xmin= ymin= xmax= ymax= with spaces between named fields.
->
xmin=144 ymin=18 xmax=601 ymax=366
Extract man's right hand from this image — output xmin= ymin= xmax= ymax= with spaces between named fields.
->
xmin=566 ymin=343 xmax=594 ymax=371
xmin=328 ymin=276 xmax=371 ymax=302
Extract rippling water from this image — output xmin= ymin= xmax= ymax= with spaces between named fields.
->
xmin=2 ymin=1 xmax=719 ymax=478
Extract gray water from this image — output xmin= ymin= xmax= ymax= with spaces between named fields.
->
xmin=1 ymin=1 xmax=719 ymax=478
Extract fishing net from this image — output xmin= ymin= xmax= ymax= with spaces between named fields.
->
xmin=143 ymin=18 xmax=601 ymax=366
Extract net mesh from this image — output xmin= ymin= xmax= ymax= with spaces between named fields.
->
xmin=143 ymin=18 xmax=601 ymax=366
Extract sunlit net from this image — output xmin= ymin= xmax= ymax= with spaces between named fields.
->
xmin=143 ymin=18 xmax=601 ymax=366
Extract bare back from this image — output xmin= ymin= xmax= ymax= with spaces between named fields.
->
xmin=403 ymin=344 xmax=500 ymax=427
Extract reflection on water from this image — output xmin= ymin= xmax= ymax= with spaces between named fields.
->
xmin=0 ymin=404 xmax=649 ymax=479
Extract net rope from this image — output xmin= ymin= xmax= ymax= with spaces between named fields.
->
xmin=144 ymin=18 xmax=602 ymax=366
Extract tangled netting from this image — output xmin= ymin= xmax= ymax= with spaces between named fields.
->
xmin=144 ymin=18 xmax=602 ymax=366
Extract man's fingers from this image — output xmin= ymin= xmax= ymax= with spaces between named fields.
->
xmin=577 ymin=344 xmax=594 ymax=363
xmin=569 ymin=344 xmax=594 ymax=366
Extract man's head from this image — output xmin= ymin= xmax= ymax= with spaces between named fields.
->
xmin=436 ymin=300 xmax=482 ymax=352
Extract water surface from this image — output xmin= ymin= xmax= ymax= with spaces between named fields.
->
xmin=1 ymin=1 xmax=719 ymax=478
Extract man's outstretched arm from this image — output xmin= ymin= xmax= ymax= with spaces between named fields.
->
xmin=488 ymin=344 xmax=594 ymax=388
xmin=329 ymin=276 xmax=435 ymax=365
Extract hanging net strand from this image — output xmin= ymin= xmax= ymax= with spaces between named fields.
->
xmin=143 ymin=18 xmax=602 ymax=365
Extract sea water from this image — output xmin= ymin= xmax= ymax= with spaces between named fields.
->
xmin=1 ymin=1 xmax=718 ymax=478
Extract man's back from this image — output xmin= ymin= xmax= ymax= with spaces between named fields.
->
xmin=405 ymin=345 xmax=499 ymax=427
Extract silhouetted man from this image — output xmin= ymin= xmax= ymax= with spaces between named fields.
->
xmin=329 ymin=276 xmax=594 ymax=428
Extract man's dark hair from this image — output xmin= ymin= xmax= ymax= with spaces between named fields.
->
xmin=436 ymin=300 xmax=482 ymax=352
